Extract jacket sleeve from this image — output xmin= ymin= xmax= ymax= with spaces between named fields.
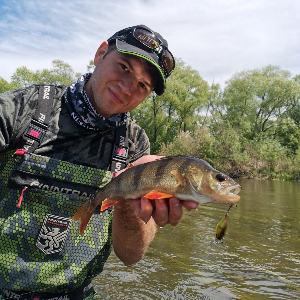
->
xmin=0 ymin=86 xmax=38 ymax=151
xmin=127 ymin=119 xmax=150 ymax=163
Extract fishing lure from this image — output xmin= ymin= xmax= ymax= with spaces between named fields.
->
xmin=215 ymin=203 xmax=235 ymax=242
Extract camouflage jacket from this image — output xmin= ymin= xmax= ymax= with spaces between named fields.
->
xmin=0 ymin=85 xmax=150 ymax=293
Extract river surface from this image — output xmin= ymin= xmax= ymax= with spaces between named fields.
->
xmin=93 ymin=179 xmax=300 ymax=299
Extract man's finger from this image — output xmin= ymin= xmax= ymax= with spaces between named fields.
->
xmin=168 ymin=197 xmax=183 ymax=226
xmin=181 ymin=200 xmax=199 ymax=211
xmin=152 ymin=199 xmax=169 ymax=227
xmin=138 ymin=197 xmax=154 ymax=224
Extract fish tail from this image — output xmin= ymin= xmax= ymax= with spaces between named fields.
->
xmin=72 ymin=200 xmax=97 ymax=235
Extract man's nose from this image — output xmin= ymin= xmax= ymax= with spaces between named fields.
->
xmin=119 ymin=75 xmax=137 ymax=95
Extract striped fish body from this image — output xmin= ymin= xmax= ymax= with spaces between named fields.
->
xmin=73 ymin=155 xmax=241 ymax=234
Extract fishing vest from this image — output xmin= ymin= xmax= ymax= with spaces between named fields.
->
xmin=0 ymin=85 xmax=129 ymax=293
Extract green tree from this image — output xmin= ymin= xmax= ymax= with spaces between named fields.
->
xmin=276 ymin=118 xmax=300 ymax=155
xmin=159 ymin=65 xmax=300 ymax=180
xmin=0 ymin=77 xmax=17 ymax=93
xmin=131 ymin=58 xmax=209 ymax=153
xmin=11 ymin=60 xmax=79 ymax=88
xmin=221 ymin=65 xmax=300 ymax=142
xmin=11 ymin=66 xmax=39 ymax=88
xmin=294 ymin=74 xmax=300 ymax=84
xmin=203 ymin=82 xmax=223 ymax=125
xmin=37 ymin=59 xmax=80 ymax=85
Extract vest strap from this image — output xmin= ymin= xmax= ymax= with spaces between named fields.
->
xmin=14 ymin=85 xmax=55 ymax=153
xmin=110 ymin=120 xmax=129 ymax=175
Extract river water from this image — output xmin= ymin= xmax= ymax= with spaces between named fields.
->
xmin=93 ymin=179 xmax=300 ymax=299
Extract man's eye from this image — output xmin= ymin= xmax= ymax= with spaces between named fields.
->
xmin=139 ymin=82 xmax=146 ymax=90
xmin=121 ymin=64 xmax=129 ymax=72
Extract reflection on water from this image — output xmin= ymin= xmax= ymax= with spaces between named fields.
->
xmin=94 ymin=179 xmax=300 ymax=299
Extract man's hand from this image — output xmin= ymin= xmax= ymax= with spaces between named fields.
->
xmin=118 ymin=155 xmax=199 ymax=227
xmin=127 ymin=197 xmax=198 ymax=227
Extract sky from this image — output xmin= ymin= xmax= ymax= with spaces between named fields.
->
xmin=0 ymin=0 xmax=299 ymax=87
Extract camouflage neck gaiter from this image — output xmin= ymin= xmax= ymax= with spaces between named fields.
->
xmin=64 ymin=73 xmax=129 ymax=131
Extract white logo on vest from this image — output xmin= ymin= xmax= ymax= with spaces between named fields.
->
xmin=36 ymin=214 xmax=72 ymax=254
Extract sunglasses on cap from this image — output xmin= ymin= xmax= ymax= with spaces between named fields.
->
xmin=108 ymin=26 xmax=175 ymax=79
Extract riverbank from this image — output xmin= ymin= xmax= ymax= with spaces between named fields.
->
xmin=158 ymin=128 xmax=300 ymax=182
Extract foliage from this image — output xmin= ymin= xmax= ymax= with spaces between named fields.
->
xmin=276 ymin=119 xmax=300 ymax=155
xmin=160 ymin=124 xmax=249 ymax=176
xmin=159 ymin=126 xmax=218 ymax=165
xmin=221 ymin=65 xmax=300 ymax=143
xmin=133 ymin=63 xmax=300 ymax=180
xmin=294 ymin=74 xmax=300 ymax=84
xmin=160 ymin=124 xmax=299 ymax=180
xmin=131 ymin=58 xmax=209 ymax=153
xmin=0 ymin=77 xmax=17 ymax=93
xmin=10 ymin=60 xmax=79 ymax=88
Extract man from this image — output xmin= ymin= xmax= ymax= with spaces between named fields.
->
xmin=0 ymin=25 xmax=198 ymax=299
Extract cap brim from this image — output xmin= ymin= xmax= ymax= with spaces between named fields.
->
xmin=115 ymin=39 xmax=165 ymax=96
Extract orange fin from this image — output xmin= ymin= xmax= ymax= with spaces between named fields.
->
xmin=100 ymin=199 xmax=119 ymax=211
xmin=72 ymin=200 xmax=96 ymax=235
xmin=144 ymin=190 xmax=173 ymax=199
xmin=170 ymin=170 xmax=186 ymax=187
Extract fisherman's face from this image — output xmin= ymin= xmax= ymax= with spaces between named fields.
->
xmin=85 ymin=42 xmax=156 ymax=118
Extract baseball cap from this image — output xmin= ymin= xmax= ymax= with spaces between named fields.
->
xmin=107 ymin=25 xmax=175 ymax=95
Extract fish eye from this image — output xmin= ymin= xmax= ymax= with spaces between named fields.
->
xmin=216 ymin=173 xmax=226 ymax=182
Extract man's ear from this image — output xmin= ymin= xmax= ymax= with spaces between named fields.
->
xmin=94 ymin=41 xmax=109 ymax=66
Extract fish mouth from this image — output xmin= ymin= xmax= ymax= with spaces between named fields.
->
xmin=218 ymin=184 xmax=241 ymax=202
xmin=187 ymin=171 xmax=242 ymax=203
